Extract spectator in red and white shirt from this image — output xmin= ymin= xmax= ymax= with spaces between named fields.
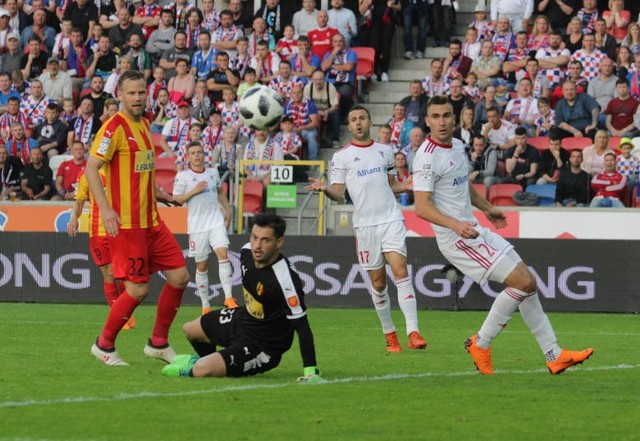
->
xmin=134 ymin=0 xmax=162 ymax=39
xmin=590 ymin=152 xmax=627 ymax=207
xmin=51 ymin=140 xmax=86 ymax=201
xmin=569 ymin=33 xmax=607 ymax=83
xmin=20 ymin=79 xmax=50 ymax=128
xmin=269 ymin=60 xmax=303 ymax=105
xmin=0 ymin=96 xmax=31 ymax=144
xmin=308 ymin=9 xmax=339 ymax=60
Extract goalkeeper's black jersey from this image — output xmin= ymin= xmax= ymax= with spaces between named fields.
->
xmin=239 ymin=244 xmax=308 ymax=353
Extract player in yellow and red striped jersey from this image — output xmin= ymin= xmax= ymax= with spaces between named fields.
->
xmin=67 ymin=171 xmax=136 ymax=330
xmin=86 ymin=70 xmax=189 ymax=367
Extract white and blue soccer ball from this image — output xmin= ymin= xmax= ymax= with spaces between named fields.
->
xmin=239 ymin=85 xmax=284 ymax=130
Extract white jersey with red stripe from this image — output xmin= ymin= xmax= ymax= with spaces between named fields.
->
xmin=330 ymin=140 xmax=403 ymax=228
xmin=172 ymin=167 xmax=225 ymax=234
xmin=412 ymin=136 xmax=476 ymax=248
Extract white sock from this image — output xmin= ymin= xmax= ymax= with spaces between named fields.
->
xmin=518 ymin=293 xmax=562 ymax=360
xmin=195 ymin=270 xmax=210 ymax=308
xmin=218 ymin=259 xmax=233 ymax=300
xmin=477 ymin=288 xmax=523 ymax=349
xmin=395 ymin=276 xmax=419 ymax=335
xmin=370 ymin=285 xmax=395 ymax=334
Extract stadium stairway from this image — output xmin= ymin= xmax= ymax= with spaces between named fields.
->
xmin=319 ymin=0 xmax=478 ymax=163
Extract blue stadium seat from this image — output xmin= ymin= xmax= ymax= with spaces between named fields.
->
xmin=525 ymin=184 xmax=557 ymax=206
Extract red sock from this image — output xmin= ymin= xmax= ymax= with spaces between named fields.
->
xmin=150 ymin=284 xmax=185 ymax=347
xmin=103 ymin=281 xmax=119 ymax=306
xmin=98 ymin=292 xmax=140 ymax=350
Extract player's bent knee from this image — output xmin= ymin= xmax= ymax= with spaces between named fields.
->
xmin=506 ymin=263 xmax=537 ymax=293
xmin=193 ymin=352 xmax=227 ymax=377
xmin=167 ymin=267 xmax=190 ymax=288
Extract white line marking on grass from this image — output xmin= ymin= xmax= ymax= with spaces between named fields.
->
xmin=1 ymin=363 xmax=638 ymax=409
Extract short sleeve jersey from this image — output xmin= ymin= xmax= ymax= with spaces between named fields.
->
xmin=412 ymin=137 xmax=475 ymax=248
xmin=239 ymin=244 xmax=307 ymax=353
xmin=75 ymin=172 xmax=107 ymax=238
xmin=89 ymin=113 xmax=159 ymax=230
xmin=172 ymin=167 xmax=225 ymax=234
xmin=330 ymin=140 xmax=404 ymax=228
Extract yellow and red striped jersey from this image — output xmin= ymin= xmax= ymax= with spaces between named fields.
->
xmin=75 ymin=172 xmax=107 ymax=238
xmin=90 ymin=113 xmax=159 ymax=229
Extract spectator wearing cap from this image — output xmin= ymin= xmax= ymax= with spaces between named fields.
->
xmin=38 ymin=57 xmax=72 ymax=102
xmin=0 ymin=31 xmax=22 ymax=75
xmin=159 ymin=100 xmax=199 ymax=158
xmin=0 ymin=9 xmax=13 ymax=54
xmin=616 ymin=137 xmax=640 ymax=187
xmin=21 ymin=35 xmax=48 ymax=80
xmin=469 ymin=4 xmax=494 ymax=42
xmin=490 ymin=0 xmax=533 ymax=34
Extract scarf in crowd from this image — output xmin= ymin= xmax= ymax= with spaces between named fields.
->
xmin=186 ymin=24 xmax=203 ymax=49
xmin=219 ymin=141 xmax=236 ymax=168
xmin=148 ymin=80 xmax=166 ymax=107
xmin=203 ymin=9 xmax=220 ymax=32
xmin=329 ymin=50 xmax=350 ymax=83
xmin=67 ymin=45 xmax=87 ymax=77
xmin=261 ymin=5 xmax=281 ymax=35
xmin=246 ymin=135 xmax=276 ymax=172
xmin=389 ymin=118 xmax=405 ymax=148
xmin=10 ymin=138 xmax=30 ymax=165
xmin=231 ymin=53 xmax=250 ymax=78
xmin=74 ymin=115 xmax=95 ymax=145
xmin=288 ymin=99 xmax=310 ymax=127
xmin=169 ymin=118 xmax=191 ymax=146
xmin=248 ymin=31 xmax=270 ymax=57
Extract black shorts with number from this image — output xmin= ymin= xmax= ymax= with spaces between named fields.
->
xmin=200 ymin=307 xmax=283 ymax=377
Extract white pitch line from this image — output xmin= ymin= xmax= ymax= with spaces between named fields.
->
xmin=1 ymin=363 xmax=638 ymax=410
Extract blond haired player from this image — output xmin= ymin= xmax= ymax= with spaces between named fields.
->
xmin=412 ymin=95 xmax=593 ymax=375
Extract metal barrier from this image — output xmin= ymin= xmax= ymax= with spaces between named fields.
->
xmin=235 ymin=159 xmax=326 ymax=235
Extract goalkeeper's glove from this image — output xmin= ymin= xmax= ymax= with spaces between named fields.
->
xmin=297 ymin=366 xmax=325 ymax=383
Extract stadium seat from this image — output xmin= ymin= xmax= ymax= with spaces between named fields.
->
xmin=488 ymin=183 xmax=521 ymax=207
xmin=472 ymin=183 xmax=488 ymax=198
xmin=155 ymin=169 xmax=177 ymax=195
xmin=49 ymin=154 xmax=72 ymax=179
xmin=609 ymin=136 xmax=623 ymax=151
xmin=243 ymin=180 xmax=264 ymax=217
xmin=79 ymin=88 xmax=91 ymax=99
xmin=152 ymin=133 xmax=165 ymax=156
xmin=561 ymin=137 xmax=592 ymax=151
xmin=351 ymin=47 xmax=375 ymax=102
xmin=527 ymin=136 xmax=550 ymax=151
xmin=156 ymin=156 xmax=177 ymax=172
xmin=525 ymin=184 xmax=557 ymax=206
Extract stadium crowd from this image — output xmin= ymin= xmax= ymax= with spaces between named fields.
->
xmin=0 ymin=0 xmax=639 ymax=209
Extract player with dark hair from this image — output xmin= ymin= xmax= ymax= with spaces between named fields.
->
xmin=86 ymin=70 xmax=189 ymax=366
xmin=163 ymin=213 xmax=323 ymax=382
xmin=412 ymin=95 xmax=593 ymax=375
xmin=305 ymin=104 xmax=427 ymax=353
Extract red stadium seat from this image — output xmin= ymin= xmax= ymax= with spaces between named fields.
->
xmin=351 ymin=46 xmax=375 ymax=102
xmin=472 ymin=183 xmax=488 ymax=198
xmin=608 ymin=136 xmax=623 ymax=151
xmin=152 ymin=133 xmax=165 ymax=156
xmin=155 ymin=169 xmax=177 ymax=195
xmin=243 ymin=181 xmax=264 ymax=216
xmin=488 ymin=183 xmax=522 ymax=207
xmin=156 ymin=156 xmax=177 ymax=172
xmin=528 ymin=136 xmax=550 ymax=151
xmin=561 ymin=137 xmax=592 ymax=150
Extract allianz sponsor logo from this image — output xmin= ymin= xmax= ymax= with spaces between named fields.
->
xmin=356 ymin=166 xmax=383 ymax=178
xmin=452 ymin=175 xmax=468 ymax=186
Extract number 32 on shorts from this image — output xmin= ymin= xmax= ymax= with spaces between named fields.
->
xmin=127 ymin=257 xmax=146 ymax=277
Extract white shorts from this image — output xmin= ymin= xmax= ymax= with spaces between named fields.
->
xmin=441 ymin=226 xmax=521 ymax=285
xmin=188 ymin=228 xmax=230 ymax=262
xmin=354 ymin=220 xmax=407 ymax=271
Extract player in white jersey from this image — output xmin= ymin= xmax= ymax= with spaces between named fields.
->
xmin=173 ymin=142 xmax=239 ymax=314
xmin=305 ymin=105 xmax=427 ymax=353
xmin=412 ymin=95 xmax=593 ymax=375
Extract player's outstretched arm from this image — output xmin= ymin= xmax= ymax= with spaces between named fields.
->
xmin=468 ymin=182 xmax=507 ymax=229
xmin=305 ymin=178 xmax=346 ymax=204
xmin=290 ymin=315 xmax=324 ymax=383
xmin=414 ymin=190 xmax=479 ymax=239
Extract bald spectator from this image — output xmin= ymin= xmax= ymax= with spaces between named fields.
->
xmin=20 ymin=8 xmax=55 ymax=53
xmin=308 ymin=9 xmax=340 ymax=60
xmin=555 ymin=80 xmax=600 ymax=139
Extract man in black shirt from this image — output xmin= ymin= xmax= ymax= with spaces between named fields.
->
xmin=63 ymin=0 xmax=99 ymax=40
xmin=21 ymin=36 xmax=48 ymax=80
xmin=108 ymin=8 xmax=144 ymax=55
xmin=556 ymin=149 xmax=591 ymax=206
xmin=86 ymin=36 xmax=118 ymax=79
xmin=35 ymin=103 xmax=68 ymax=155
xmin=255 ymin=0 xmax=292 ymax=41
xmin=0 ymin=144 xmax=23 ymax=200
xmin=86 ymin=75 xmax=112 ymax=118
xmin=163 ymin=213 xmax=322 ymax=382
xmin=536 ymin=0 xmax=578 ymax=35
xmin=206 ymin=51 xmax=239 ymax=102
xmin=19 ymin=146 xmax=52 ymax=200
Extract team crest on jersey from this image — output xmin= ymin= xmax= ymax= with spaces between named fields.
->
xmin=256 ymin=282 xmax=264 ymax=296
xmin=287 ymin=296 xmax=299 ymax=307
xmin=96 ymin=137 xmax=111 ymax=156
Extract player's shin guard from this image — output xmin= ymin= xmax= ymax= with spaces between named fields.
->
xmin=151 ymin=284 xmax=185 ymax=347
xmin=98 ymin=292 xmax=140 ymax=349
xmin=195 ymin=270 xmax=210 ymax=308
xmin=370 ymin=285 xmax=395 ymax=334
xmin=518 ymin=292 xmax=561 ymax=359
xmin=103 ymin=281 xmax=119 ymax=306
xmin=476 ymin=288 xmax=523 ymax=349
xmin=218 ymin=259 xmax=233 ymax=300
xmin=395 ymin=277 xmax=419 ymax=335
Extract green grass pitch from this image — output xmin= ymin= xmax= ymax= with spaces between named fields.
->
xmin=1 ymin=303 xmax=638 ymax=441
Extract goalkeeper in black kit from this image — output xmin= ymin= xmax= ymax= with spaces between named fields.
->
xmin=163 ymin=213 xmax=323 ymax=382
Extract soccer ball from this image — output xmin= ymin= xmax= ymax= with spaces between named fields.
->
xmin=239 ymin=85 xmax=284 ymax=130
